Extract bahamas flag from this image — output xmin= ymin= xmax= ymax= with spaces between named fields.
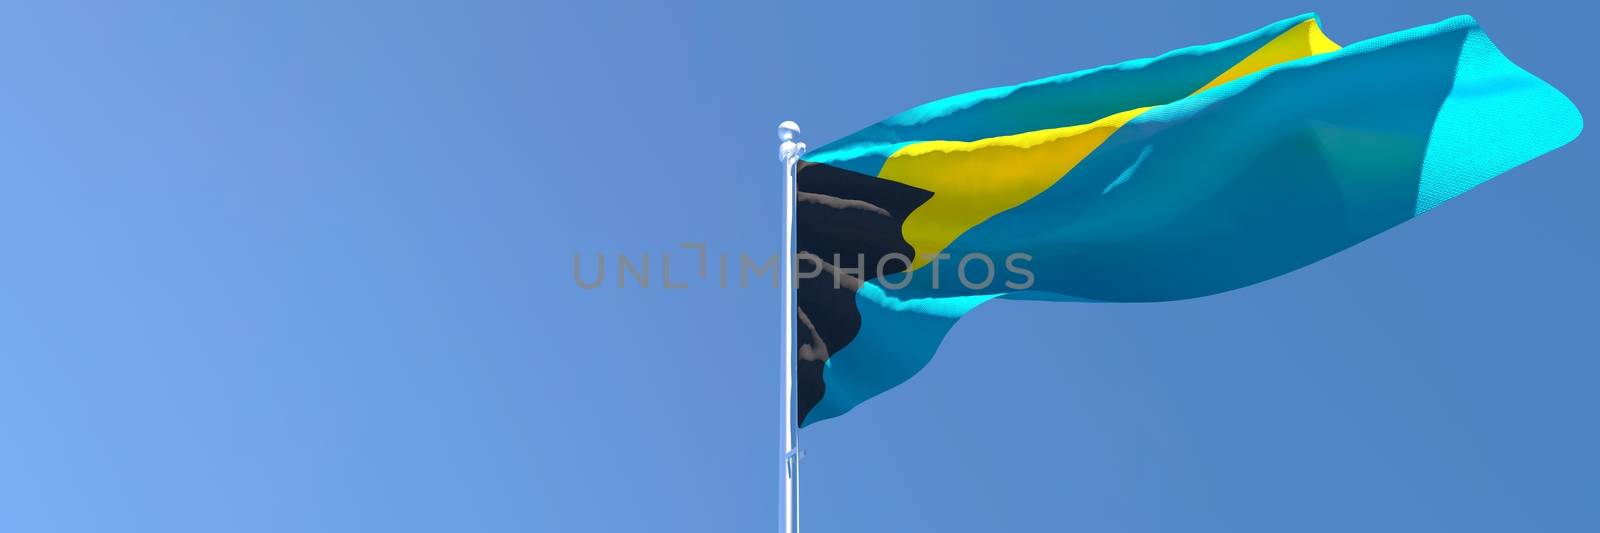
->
xmin=795 ymin=14 xmax=1581 ymax=427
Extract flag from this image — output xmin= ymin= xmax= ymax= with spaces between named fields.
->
xmin=795 ymin=13 xmax=1581 ymax=427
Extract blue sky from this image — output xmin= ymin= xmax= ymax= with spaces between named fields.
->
xmin=0 ymin=1 xmax=1595 ymax=531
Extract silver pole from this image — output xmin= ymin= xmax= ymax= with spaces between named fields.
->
xmin=778 ymin=121 xmax=805 ymax=533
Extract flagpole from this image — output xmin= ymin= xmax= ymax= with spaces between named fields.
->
xmin=778 ymin=120 xmax=805 ymax=533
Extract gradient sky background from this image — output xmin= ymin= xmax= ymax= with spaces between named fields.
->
xmin=0 ymin=1 xmax=1595 ymax=531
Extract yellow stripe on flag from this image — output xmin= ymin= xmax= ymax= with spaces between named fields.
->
xmin=878 ymin=19 xmax=1342 ymax=270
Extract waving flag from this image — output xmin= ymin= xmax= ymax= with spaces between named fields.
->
xmin=795 ymin=14 xmax=1581 ymax=427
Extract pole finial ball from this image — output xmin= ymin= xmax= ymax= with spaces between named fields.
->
xmin=778 ymin=121 xmax=801 ymax=142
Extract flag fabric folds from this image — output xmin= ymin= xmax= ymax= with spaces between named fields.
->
xmin=795 ymin=13 xmax=1581 ymax=427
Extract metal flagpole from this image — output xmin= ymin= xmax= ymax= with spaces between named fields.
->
xmin=778 ymin=120 xmax=805 ymax=533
